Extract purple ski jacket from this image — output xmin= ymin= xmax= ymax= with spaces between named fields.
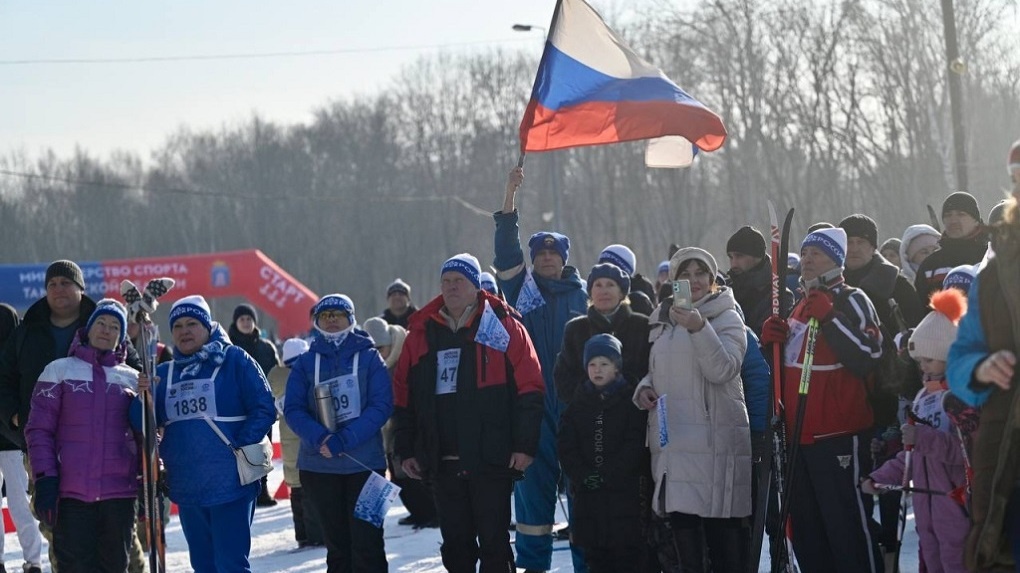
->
xmin=869 ymin=387 xmax=970 ymax=573
xmin=25 ymin=330 xmax=140 ymax=503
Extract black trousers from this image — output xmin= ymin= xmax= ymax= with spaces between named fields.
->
xmin=394 ymin=476 xmax=437 ymax=523
xmin=54 ymin=497 xmax=136 ymax=573
xmin=668 ymin=512 xmax=747 ymax=573
xmin=289 ymin=486 xmax=324 ymax=544
xmin=301 ymin=469 xmax=388 ymax=573
xmin=585 ymin=543 xmax=646 ymax=573
xmin=788 ymin=434 xmax=884 ymax=573
xmin=432 ymin=461 xmax=515 ymax=573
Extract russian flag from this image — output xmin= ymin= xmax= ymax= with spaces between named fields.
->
xmin=519 ymin=0 xmax=727 ymax=154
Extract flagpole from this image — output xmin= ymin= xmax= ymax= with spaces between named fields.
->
xmin=517 ymin=0 xmax=564 ymax=160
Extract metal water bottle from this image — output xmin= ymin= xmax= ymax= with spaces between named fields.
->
xmin=314 ymin=384 xmax=337 ymax=432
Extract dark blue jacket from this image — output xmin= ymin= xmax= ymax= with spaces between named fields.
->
xmin=284 ymin=329 xmax=392 ymax=474
xmin=493 ymin=210 xmax=587 ymax=408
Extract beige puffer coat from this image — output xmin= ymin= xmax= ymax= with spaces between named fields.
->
xmin=634 ymin=286 xmax=752 ymax=518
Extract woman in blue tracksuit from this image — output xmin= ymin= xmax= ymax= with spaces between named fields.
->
xmin=135 ymin=295 xmax=276 ymax=573
xmin=285 ymin=294 xmax=393 ymax=573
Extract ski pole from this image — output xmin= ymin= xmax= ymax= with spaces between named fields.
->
xmin=871 ymin=483 xmax=946 ymax=496
xmin=892 ymin=417 xmax=915 ymax=573
xmin=776 ymin=316 xmax=819 ymax=573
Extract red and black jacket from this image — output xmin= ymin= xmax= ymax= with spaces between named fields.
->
xmin=391 ymin=290 xmax=545 ymax=478
xmin=782 ymin=284 xmax=883 ymax=444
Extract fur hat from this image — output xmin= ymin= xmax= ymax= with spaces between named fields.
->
xmin=312 ymin=294 xmax=356 ymax=325
xmin=598 ymin=244 xmax=636 ymax=276
xmin=909 ymin=289 xmax=967 ymax=362
xmin=583 ymin=333 xmax=623 ymax=369
xmin=45 ymin=260 xmax=85 ymax=291
xmin=726 ymin=226 xmax=766 ymax=259
xmin=587 ymin=263 xmax=631 ymax=297
xmin=441 ymin=254 xmax=481 ymax=289
xmin=942 ymin=191 xmax=982 ymax=222
xmin=169 ymin=295 xmax=213 ymax=333
xmin=669 ymin=247 xmax=718 ymax=281
xmin=839 ymin=214 xmax=879 ymax=248
xmin=86 ymin=298 xmax=128 ymax=344
xmin=281 ymin=338 xmax=309 ymax=366
xmin=528 ymin=232 xmax=570 ymax=264
xmin=801 ymin=228 xmax=847 ymax=268
xmin=232 ymin=303 xmax=257 ymax=325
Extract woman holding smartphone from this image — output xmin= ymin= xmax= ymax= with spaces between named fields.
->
xmin=554 ymin=263 xmax=651 ymax=402
xmin=633 ymin=247 xmax=752 ymax=573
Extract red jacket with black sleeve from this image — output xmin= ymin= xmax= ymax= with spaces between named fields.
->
xmin=391 ymin=290 xmax=545 ymax=478
xmin=782 ymin=283 xmax=883 ymax=444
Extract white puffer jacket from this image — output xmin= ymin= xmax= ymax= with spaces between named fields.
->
xmin=634 ymin=286 xmax=752 ymax=518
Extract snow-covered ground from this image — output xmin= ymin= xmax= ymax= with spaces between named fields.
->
xmin=0 ymin=457 xmax=922 ymax=572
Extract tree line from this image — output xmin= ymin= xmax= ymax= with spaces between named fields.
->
xmin=2 ymin=0 xmax=1018 ymax=329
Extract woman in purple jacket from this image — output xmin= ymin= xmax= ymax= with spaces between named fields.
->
xmin=25 ymin=299 xmax=140 ymax=573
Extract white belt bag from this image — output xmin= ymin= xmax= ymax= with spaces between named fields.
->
xmin=204 ymin=418 xmax=273 ymax=486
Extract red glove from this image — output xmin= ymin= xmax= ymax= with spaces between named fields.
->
xmin=803 ymin=290 xmax=835 ymax=322
xmin=760 ymin=316 xmax=790 ymax=346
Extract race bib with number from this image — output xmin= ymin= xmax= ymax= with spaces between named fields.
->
xmin=436 ymin=349 xmax=461 ymax=395
xmin=315 ymin=353 xmax=362 ymax=424
xmin=165 ymin=365 xmax=219 ymax=423
xmin=912 ymin=389 xmax=952 ymax=433
xmin=322 ymin=375 xmax=362 ymax=424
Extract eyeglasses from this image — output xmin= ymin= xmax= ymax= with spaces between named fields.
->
xmin=317 ymin=311 xmax=346 ymax=321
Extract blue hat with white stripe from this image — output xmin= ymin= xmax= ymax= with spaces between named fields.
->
xmin=441 ymin=254 xmax=481 ymax=289
xmin=801 ymin=228 xmax=847 ymax=268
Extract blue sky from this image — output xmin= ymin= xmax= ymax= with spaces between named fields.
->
xmin=1 ymin=0 xmax=603 ymax=159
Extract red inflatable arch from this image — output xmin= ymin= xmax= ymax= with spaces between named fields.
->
xmin=87 ymin=249 xmax=316 ymax=338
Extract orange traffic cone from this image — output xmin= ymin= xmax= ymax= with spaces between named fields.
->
xmin=274 ymin=480 xmax=290 ymax=500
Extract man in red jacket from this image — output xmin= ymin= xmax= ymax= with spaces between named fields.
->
xmin=761 ymin=227 xmax=886 ymax=573
xmin=392 ymin=253 xmax=545 ymax=573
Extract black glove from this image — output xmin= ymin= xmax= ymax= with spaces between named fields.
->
xmin=583 ymin=472 xmax=604 ymax=490
xmin=34 ymin=476 xmax=59 ymax=527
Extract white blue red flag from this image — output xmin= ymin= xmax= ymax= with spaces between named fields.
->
xmin=519 ymin=0 xmax=727 ymax=154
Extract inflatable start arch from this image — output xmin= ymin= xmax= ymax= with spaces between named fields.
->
xmin=0 ymin=249 xmax=318 ymax=338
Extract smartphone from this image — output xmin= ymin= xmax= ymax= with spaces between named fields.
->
xmin=672 ymin=279 xmax=692 ymax=310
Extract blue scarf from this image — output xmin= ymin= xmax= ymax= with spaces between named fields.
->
xmin=173 ymin=323 xmax=230 ymax=377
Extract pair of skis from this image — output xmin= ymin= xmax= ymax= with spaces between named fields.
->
xmin=121 ymin=278 xmax=175 ymax=573
xmin=749 ymin=203 xmax=820 ymax=573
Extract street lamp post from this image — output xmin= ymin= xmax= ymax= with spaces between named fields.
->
xmin=513 ymin=23 xmax=563 ymax=234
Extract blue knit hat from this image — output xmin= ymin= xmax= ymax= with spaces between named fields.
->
xmin=312 ymin=294 xmax=356 ymax=325
xmin=943 ymin=264 xmax=978 ymax=294
xmin=801 ymin=228 xmax=847 ymax=268
xmin=598 ymin=244 xmax=636 ymax=276
xmin=583 ymin=333 xmax=623 ymax=369
xmin=657 ymin=260 xmax=670 ymax=275
xmin=587 ymin=263 xmax=631 ymax=297
xmin=528 ymin=232 xmax=570 ymax=264
xmin=441 ymin=253 xmax=481 ymax=289
xmin=169 ymin=295 xmax=213 ymax=333
xmin=479 ymin=272 xmax=499 ymax=295
xmin=86 ymin=298 xmax=128 ymax=344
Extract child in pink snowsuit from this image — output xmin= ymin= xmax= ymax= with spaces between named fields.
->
xmin=862 ymin=289 xmax=975 ymax=573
